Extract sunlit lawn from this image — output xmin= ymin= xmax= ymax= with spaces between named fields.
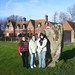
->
xmin=0 ymin=41 xmax=75 ymax=75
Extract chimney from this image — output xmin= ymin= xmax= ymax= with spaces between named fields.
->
xmin=45 ymin=15 xmax=48 ymax=22
xmin=22 ymin=17 xmax=26 ymax=21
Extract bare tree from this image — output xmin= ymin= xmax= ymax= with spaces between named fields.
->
xmin=59 ymin=12 xmax=70 ymax=23
xmin=0 ymin=18 xmax=7 ymax=30
xmin=0 ymin=19 xmax=2 ymax=30
xmin=7 ymin=15 xmax=17 ymax=37
xmin=7 ymin=15 xmax=22 ymax=37
xmin=52 ymin=12 xmax=58 ymax=22
xmin=68 ymin=4 xmax=75 ymax=21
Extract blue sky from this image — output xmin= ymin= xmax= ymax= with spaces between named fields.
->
xmin=0 ymin=0 xmax=75 ymax=21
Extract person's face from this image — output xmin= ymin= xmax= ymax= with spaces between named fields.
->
xmin=40 ymin=35 xmax=43 ymax=39
xmin=32 ymin=36 xmax=35 ymax=41
xmin=22 ymin=37 xmax=25 ymax=41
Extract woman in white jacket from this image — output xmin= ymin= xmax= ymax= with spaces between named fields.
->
xmin=37 ymin=33 xmax=47 ymax=68
xmin=29 ymin=35 xmax=37 ymax=69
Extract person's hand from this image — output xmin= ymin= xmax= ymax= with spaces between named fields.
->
xmin=20 ymin=53 xmax=22 ymax=56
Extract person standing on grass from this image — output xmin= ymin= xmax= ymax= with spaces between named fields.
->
xmin=37 ymin=33 xmax=47 ymax=68
xmin=29 ymin=35 xmax=37 ymax=69
xmin=18 ymin=37 xmax=29 ymax=68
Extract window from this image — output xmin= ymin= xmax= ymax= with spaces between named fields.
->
xmin=27 ymin=26 xmax=33 ymax=30
xmin=6 ymin=33 xmax=9 ymax=36
xmin=22 ymin=24 xmax=27 ymax=29
xmin=23 ymin=25 xmax=25 ymax=29
xmin=38 ymin=23 xmax=41 ymax=28
xmin=16 ymin=26 xmax=19 ymax=29
xmin=16 ymin=25 xmax=20 ymax=29
xmin=37 ymin=23 xmax=41 ymax=30
xmin=9 ymin=27 xmax=13 ymax=30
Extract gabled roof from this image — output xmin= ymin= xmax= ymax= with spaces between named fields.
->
xmin=16 ymin=21 xmax=29 ymax=25
xmin=29 ymin=19 xmax=35 ymax=27
xmin=67 ymin=21 xmax=75 ymax=30
xmin=47 ymin=21 xmax=58 ymax=27
xmin=49 ymin=22 xmax=58 ymax=25
xmin=35 ymin=19 xmax=46 ymax=28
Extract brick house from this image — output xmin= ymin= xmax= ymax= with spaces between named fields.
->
xmin=63 ymin=21 xmax=75 ymax=43
xmin=4 ymin=15 xmax=48 ymax=37
xmin=4 ymin=15 xmax=58 ymax=37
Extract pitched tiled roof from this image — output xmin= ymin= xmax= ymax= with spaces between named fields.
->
xmin=47 ymin=21 xmax=58 ymax=27
xmin=29 ymin=19 xmax=35 ymax=27
xmin=35 ymin=19 xmax=46 ymax=28
xmin=16 ymin=21 xmax=29 ymax=25
xmin=67 ymin=21 xmax=75 ymax=30
xmin=49 ymin=22 xmax=58 ymax=25
xmin=16 ymin=22 xmax=21 ymax=25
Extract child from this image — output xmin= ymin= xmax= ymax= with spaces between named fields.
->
xmin=18 ymin=37 xmax=29 ymax=68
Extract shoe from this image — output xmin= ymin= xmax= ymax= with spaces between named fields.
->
xmin=34 ymin=65 xmax=36 ymax=67
xmin=31 ymin=66 xmax=33 ymax=69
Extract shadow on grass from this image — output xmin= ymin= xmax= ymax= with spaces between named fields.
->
xmin=61 ymin=48 xmax=75 ymax=62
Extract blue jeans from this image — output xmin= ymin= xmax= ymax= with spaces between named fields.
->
xmin=38 ymin=51 xmax=46 ymax=68
xmin=30 ymin=53 xmax=36 ymax=66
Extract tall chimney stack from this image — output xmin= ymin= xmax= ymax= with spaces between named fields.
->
xmin=45 ymin=15 xmax=48 ymax=22
xmin=22 ymin=17 xmax=26 ymax=21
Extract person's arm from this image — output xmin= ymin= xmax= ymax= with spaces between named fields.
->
xmin=37 ymin=39 xmax=42 ymax=51
xmin=41 ymin=38 xmax=47 ymax=49
xmin=18 ymin=45 xmax=22 ymax=55
xmin=29 ymin=40 xmax=32 ymax=54
xmin=37 ymin=39 xmax=41 ymax=47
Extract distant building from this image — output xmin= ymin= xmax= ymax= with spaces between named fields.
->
xmin=63 ymin=21 xmax=75 ymax=43
xmin=4 ymin=15 xmax=59 ymax=37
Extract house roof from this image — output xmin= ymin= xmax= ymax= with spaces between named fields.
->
xmin=35 ymin=19 xmax=46 ymax=28
xmin=49 ymin=22 xmax=58 ymax=25
xmin=67 ymin=21 xmax=75 ymax=30
xmin=47 ymin=21 xmax=58 ymax=27
xmin=29 ymin=19 xmax=35 ymax=27
xmin=16 ymin=21 xmax=29 ymax=25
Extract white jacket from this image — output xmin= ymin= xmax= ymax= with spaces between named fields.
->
xmin=29 ymin=39 xmax=37 ymax=54
xmin=37 ymin=38 xmax=47 ymax=53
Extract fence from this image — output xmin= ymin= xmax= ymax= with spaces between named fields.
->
xmin=0 ymin=37 xmax=20 ymax=42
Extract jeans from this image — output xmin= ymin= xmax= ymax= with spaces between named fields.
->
xmin=38 ymin=51 xmax=46 ymax=68
xmin=30 ymin=53 xmax=36 ymax=66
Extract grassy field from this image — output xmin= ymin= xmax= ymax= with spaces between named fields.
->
xmin=0 ymin=42 xmax=75 ymax=75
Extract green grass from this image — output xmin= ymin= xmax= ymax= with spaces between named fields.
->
xmin=0 ymin=42 xmax=75 ymax=75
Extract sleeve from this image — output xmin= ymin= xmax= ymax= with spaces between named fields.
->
xmin=29 ymin=40 xmax=32 ymax=54
xmin=37 ymin=39 xmax=41 ymax=48
xmin=41 ymin=38 xmax=47 ymax=49
xmin=18 ymin=45 xmax=22 ymax=54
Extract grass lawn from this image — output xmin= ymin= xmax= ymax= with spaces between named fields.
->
xmin=0 ymin=42 xmax=75 ymax=75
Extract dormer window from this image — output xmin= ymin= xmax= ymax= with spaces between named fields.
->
xmin=23 ymin=25 xmax=25 ymax=29
xmin=37 ymin=23 xmax=41 ymax=28
xmin=22 ymin=24 xmax=27 ymax=29
xmin=16 ymin=25 xmax=20 ymax=29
